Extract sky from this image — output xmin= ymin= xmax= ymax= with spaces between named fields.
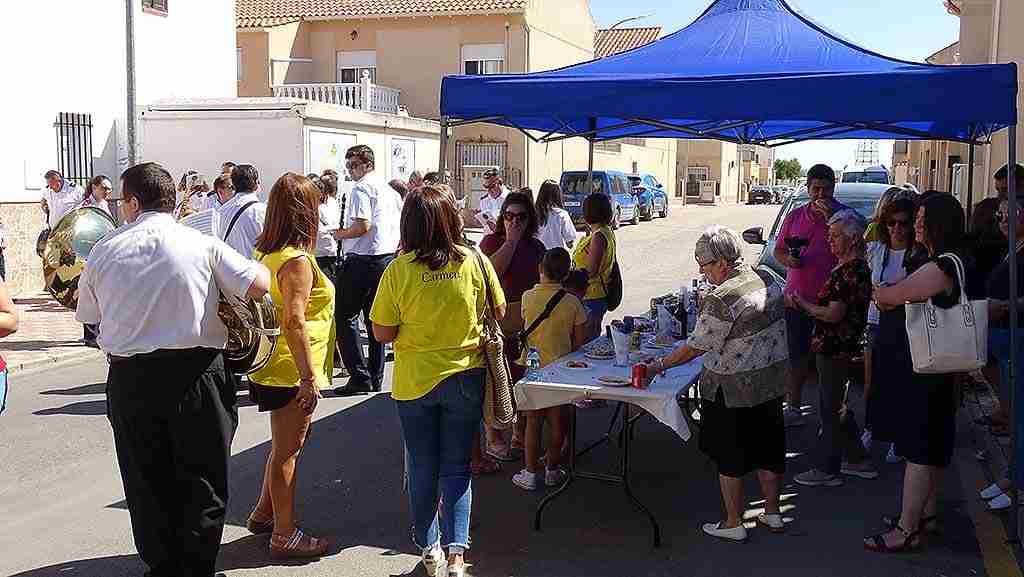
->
xmin=589 ymin=0 xmax=962 ymax=173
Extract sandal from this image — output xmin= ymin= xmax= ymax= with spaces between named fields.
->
xmin=881 ymin=514 xmax=939 ymax=535
xmin=864 ymin=524 xmax=921 ymax=553
xmin=471 ymin=457 xmax=501 ymax=476
xmin=269 ymin=528 xmax=330 ymax=560
xmin=486 ymin=443 xmax=518 ymax=462
xmin=247 ymin=511 xmax=274 ymax=535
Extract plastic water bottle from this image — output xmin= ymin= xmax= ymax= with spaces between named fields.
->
xmin=525 ymin=347 xmax=542 ymax=382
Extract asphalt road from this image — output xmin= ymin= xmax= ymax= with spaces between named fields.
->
xmin=0 ymin=203 xmax=1001 ymax=577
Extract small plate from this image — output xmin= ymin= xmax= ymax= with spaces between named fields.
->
xmin=565 ymin=361 xmax=590 ymax=369
xmin=644 ymin=338 xmax=676 ymax=349
xmin=597 ymin=375 xmax=631 ymax=387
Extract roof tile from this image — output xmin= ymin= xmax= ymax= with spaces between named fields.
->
xmin=237 ymin=0 xmax=528 ymax=28
xmin=594 ymin=26 xmax=662 ymax=58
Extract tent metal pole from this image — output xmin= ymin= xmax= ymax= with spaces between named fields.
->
xmin=1009 ymin=125 xmax=1020 ymax=547
xmin=439 ymin=116 xmax=449 ymax=176
xmin=966 ymin=144 xmax=976 ymax=225
xmin=586 ymin=119 xmax=596 ymax=201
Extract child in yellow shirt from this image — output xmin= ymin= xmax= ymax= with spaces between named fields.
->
xmin=512 ymin=248 xmax=589 ymax=491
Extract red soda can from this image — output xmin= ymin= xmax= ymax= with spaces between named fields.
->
xmin=632 ymin=363 xmax=648 ymax=389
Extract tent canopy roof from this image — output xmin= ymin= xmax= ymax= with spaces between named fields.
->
xmin=440 ymin=0 xmax=1017 ymax=146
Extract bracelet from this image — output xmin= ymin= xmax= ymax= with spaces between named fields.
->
xmin=299 ymin=376 xmax=316 ymax=383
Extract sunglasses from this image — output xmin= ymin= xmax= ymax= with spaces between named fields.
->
xmin=887 ymin=219 xmax=910 ymax=228
xmin=504 ymin=211 xmax=528 ymax=222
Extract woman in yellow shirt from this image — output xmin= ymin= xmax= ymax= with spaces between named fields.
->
xmin=371 ymin=185 xmax=505 ymax=577
xmin=572 ymin=193 xmax=617 ymax=337
xmin=246 ymin=173 xmax=335 ymax=560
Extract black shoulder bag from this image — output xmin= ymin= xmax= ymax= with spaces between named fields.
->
xmin=510 ymin=289 xmax=567 ymax=363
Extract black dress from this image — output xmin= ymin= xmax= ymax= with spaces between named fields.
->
xmin=873 ymin=254 xmax=972 ymax=467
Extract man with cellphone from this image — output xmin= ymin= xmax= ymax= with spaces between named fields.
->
xmin=773 ymin=164 xmax=848 ymax=427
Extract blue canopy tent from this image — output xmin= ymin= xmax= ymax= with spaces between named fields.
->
xmin=439 ymin=0 xmax=1023 ymax=544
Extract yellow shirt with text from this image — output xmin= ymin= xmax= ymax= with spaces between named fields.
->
xmin=370 ymin=246 xmax=506 ymax=401
xmin=519 ymin=282 xmax=589 ymax=367
xmin=572 ymin=225 xmax=617 ymax=300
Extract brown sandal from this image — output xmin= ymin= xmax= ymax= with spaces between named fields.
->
xmin=247 ymin=512 xmax=274 ymax=535
xmin=270 ymin=528 xmax=330 ymax=559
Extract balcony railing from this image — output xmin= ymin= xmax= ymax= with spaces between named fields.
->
xmin=273 ymin=73 xmax=402 ymax=115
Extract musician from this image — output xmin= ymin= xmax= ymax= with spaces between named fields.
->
xmin=75 ymin=162 xmax=271 ymax=577
xmin=82 ymin=175 xmax=113 ymax=216
xmin=219 ymin=164 xmax=267 ymax=258
xmin=176 ymin=173 xmax=210 ymax=219
xmin=41 ymin=170 xmax=84 ymax=230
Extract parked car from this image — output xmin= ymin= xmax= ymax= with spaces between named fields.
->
xmin=560 ymin=170 xmax=640 ymax=228
xmin=741 ymin=182 xmax=893 ymax=282
xmin=748 ymin=185 xmax=774 ymax=204
xmin=628 ymin=174 xmax=670 ymax=220
xmin=771 ymin=185 xmax=791 ymax=203
xmin=841 ymin=165 xmax=891 ymax=185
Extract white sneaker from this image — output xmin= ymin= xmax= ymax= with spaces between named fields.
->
xmin=981 ymin=482 xmax=1006 ymax=500
xmin=988 ymin=492 xmax=1012 ymax=511
xmin=702 ymin=521 xmax=748 ymax=542
xmin=545 ymin=467 xmax=567 ymax=487
xmin=757 ymin=513 xmax=785 ymax=533
xmin=861 ymin=430 xmax=873 ymax=452
xmin=512 ymin=469 xmax=540 ymax=491
xmin=422 ymin=544 xmax=445 ymax=577
xmin=886 ymin=444 xmax=905 ymax=464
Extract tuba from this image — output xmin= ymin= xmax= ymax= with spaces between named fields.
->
xmin=42 ymin=207 xmax=117 ymax=309
xmin=178 ymin=208 xmax=280 ymax=375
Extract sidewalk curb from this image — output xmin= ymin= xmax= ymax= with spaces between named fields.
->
xmin=7 ymin=349 xmax=104 ymax=375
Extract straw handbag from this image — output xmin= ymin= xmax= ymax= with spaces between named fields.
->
xmin=472 ymin=249 xmax=516 ymax=429
xmin=905 ymin=253 xmax=988 ymax=374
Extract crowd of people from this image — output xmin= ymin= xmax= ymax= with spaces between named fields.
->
xmin=639 ymin=163 xmax=1022 ymax=551
xmin=13 ymin=151 xmax=1022 ymax=574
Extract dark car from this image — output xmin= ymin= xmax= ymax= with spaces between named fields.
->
xmin=748 ymin=185 xmax=773 ymax=205
xmin=742 ymin=182 xmax=892 ymax=282
xmin=628 ymin=174 xmax=670 ymax=220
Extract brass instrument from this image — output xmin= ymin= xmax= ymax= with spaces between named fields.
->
xmin=41 ymin=207 xmax=116 ymax=309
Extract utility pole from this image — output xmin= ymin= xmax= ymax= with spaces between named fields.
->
xmin=125 ymin=0 xmax=137 ymax=166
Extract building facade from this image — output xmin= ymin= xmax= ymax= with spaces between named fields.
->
xmin=2 ymin=1 xmax=238 ymax=296
xmin=237 ymin=1 xmax=676 ymax=199
xmin=896 ymin=0 xmax=1024 ymax=205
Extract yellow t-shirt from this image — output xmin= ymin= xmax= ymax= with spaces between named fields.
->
xmin=250 ymin=247 xmax=336 ymax=389
xmin=370 ymin=246 xmax=506 ymax=401
xmin=572 ymin=225 xmax=617 ymax=300
xmin=519 ymin=282 xmax=589 ymax=367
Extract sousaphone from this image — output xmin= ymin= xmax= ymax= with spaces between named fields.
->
xmin=42 ymin=207 xmax=116 ymax=309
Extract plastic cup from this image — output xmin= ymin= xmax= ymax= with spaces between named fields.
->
xmin=611 ymin=329 xmax=630 ymax=367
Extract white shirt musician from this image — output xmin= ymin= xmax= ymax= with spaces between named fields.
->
xmin=75 ymin=162 xmax=270 ymax=577
xmin=41 ymin=170 xmax=85 ymax=230
xmin=217 ymin=164 xmax=267 ymax=259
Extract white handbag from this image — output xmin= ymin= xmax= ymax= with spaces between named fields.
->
xmin=905 ymin=253 xmax=988 ymax=374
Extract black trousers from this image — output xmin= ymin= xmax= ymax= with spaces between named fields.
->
xmin=814 ymin=355 xmax=869 ymax=475
xmin=336 ymin=253 xmax=393 ymax=388
xmin=106 ymin=348 xmax=238 ymax=577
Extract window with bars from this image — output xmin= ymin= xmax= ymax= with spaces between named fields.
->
xmin=54 ymin=113 xmax=93 ymax=189
xmin=142 ymin=0 xmax=168 ymax=14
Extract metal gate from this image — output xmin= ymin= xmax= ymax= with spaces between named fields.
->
xmin=454 ymin=141 xmax=520 ymax=197
xmin=54 ymin=112 xmax=93 ymax=188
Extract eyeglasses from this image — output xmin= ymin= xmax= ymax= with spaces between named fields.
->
xmin=345 ymin=161 xmax=363 ymax=171
xmin=504 ymin=211 xmax=528 ymax=222
xmin=887 ymin=219 xmax=910 ymax=228
xmin=697 ymin=259 xmax=715 ymax=270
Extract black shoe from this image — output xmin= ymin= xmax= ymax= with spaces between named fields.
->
xmin=334 ymin=379 xmax=372 ymax=397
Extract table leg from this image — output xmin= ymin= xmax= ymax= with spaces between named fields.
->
xmin=577 ymin=402 xmax=621 ymax=459
xmin=534 ymin=402 xmax=577 ymax=531
xmin=621 ymin=403 xmax=662 ymax=547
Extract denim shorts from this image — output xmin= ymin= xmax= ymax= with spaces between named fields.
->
xmin=0 ymin=367 xmax=8 ymax=414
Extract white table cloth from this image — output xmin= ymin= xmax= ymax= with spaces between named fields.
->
xmin=514 ymin=339 xmax=702 ymax=441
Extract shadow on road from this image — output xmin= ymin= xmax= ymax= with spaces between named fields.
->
xmin=13 ymin=381 xmax=991 ymax=577
xmin=40 ymin=382 xmax=107 ymax=396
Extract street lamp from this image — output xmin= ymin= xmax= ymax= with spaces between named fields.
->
xmin=606 ymin=14 xmax=654 ymax=32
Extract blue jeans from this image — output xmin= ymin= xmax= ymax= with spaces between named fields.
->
xmin=583 ymin=298 xmax=608 ymax=330
xmin=990 ymin=328 xmax=1024 ymax=481
xmin=396 ymin=368 xmax=484 ymax=550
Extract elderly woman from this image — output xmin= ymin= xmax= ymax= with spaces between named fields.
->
xmin=371 ymin=185 xmax=505 ymax=577
xmin=644 ymin=226 xmax=789 ymax=542
xmin=247 ymin=173 xmax=335 ymax=560
xmin=867 ymin=193 xmax=973 ymax=552
xmin=792 ymin=210 xmax=876 ymax=488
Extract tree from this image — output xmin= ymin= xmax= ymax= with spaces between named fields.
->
xmin=774 ymin=158 xmax=803 ymax=183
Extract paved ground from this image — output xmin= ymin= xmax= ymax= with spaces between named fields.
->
xmin=1 ymin=202 xmax=1021 ymax=577
xmin=2 ymin=293 xmax=103 ymax=373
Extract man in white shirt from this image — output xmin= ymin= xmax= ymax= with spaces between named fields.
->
xmin=41 ymin=170 xmax=84 ymax=230
xmin=76 ymin=162 xmax=270 ymax=577
xmin=332 ymin=145 xmax=402 ymax=395
xmin=218 ymin=164 xmax=267 ymax=259
xmin=475 ymin=168 xmax=509 ymax=232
